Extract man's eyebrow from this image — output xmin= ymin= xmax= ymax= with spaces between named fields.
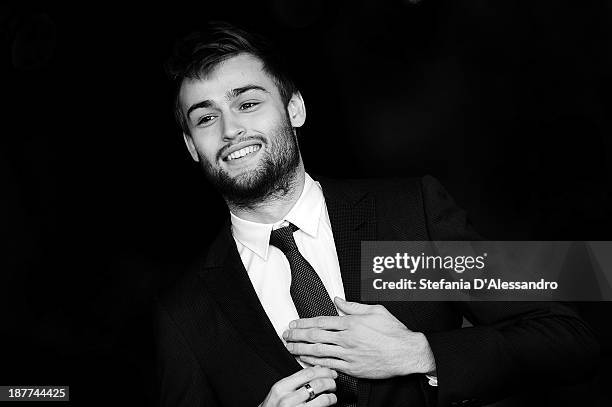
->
xmin=226 ymin=85 xmax=270 ymax=99
xmin=186 ymin=85 xmax=270 ymax=119
xmin=186 ymin=100 xmax=214 ymax=118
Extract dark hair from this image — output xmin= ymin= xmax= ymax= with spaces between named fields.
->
xmin=166 ymin=21 xmax=298 ymax=135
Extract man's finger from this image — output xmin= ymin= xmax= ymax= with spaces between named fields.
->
xmin=300 ymin=356 xmax=350 ymax=372
xmin=334 ymin=297 xmax=379 ymax=315
xmin=290 ymin=315 xmax=348 ymax=330
xmin=283 ymin=328 xmax=340 ymax=344
xmin=306 ymin=393 xmax=338 ymax=407
xmin=279 ymin=377 xmax=337 ymax=407
xmin=286 ymin=342 xmax=346 ymax=359
xmin=278 ymin=366 xmax=337 ymax=392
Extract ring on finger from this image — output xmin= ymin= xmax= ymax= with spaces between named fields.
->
xmin=303 ymin=382 xmax=316 ymax=401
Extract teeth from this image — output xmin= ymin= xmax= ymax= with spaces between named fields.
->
xmin=227 ymin=145 xmax=260 ymax=161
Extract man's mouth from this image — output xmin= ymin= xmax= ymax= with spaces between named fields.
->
xmin=225 ymin=144 xmax=262 ymax=161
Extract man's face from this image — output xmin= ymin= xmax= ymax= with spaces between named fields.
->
xmin=179 ymin=53 xmax=305 ymax=207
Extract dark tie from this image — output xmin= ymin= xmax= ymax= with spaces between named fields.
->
xmin=269 ymin=223 xmax=358 ymax=407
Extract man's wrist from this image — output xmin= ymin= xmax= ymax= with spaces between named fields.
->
xmin=398 ymin=331 xmax=437 ymax=376
xmin=417 ymin=332 xmax=437 ymax=375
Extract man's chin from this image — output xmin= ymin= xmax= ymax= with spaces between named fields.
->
xmin=208 ymin=166 xmax=269 ymax=198
xmin=228 ymin=175 xmax=267 ymax=193
xmin=223 ymin=165 xmax=266 ymax=187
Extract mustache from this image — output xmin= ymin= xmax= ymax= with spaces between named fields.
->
xmin=216 ymin=135 xmax=267 ymax=161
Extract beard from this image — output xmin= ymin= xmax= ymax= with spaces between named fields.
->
xmin=197 ymin=116 xmax=301 ymax=210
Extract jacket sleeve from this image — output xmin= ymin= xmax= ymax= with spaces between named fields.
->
xmin=154 ymin=299 xmax=220 ymax=407
xmin=419 ymin=175 xmax=600 ymax=407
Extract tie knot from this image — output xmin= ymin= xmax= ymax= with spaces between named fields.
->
xmin=269 ymin=223 xmax=299 ymax=254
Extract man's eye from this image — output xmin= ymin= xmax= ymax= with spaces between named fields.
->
xmin=240 ymin=102 xmax=259 ymax=110
xmin=197 ymin=115 xmax=216 ymax=125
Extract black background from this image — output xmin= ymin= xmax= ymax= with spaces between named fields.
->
xmin=1 ymin=1 xmax=611 ymax=406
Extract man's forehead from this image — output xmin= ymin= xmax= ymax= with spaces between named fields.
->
xmin=179 ymin=53 xmax=276 ymax=104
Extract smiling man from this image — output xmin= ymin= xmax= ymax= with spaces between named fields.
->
xmin=155 ymin=22 xmax=599 ymax=407
xmin=180 ymin=52 xmax=305 ymax=217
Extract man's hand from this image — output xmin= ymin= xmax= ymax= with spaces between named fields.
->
xmin=283 ymin=298 xmax=436 ymax=379
xmin=259 ymin=366 xmax=338 ymax=407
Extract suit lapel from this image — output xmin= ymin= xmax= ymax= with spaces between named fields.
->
xmin=198 ymin=224 xmax=302 ymax=377
xmin=318 ymin=178 xmax=377 ymax=302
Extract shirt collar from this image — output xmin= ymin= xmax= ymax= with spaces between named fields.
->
xmin=230 ymin=173 xmax=324 ymax=260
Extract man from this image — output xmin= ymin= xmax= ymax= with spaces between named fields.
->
xmin=155 ymin=22 xmax=599 ymax=407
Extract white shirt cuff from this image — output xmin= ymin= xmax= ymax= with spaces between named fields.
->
xmin=425 ymin=374 xmax=438 ymax=387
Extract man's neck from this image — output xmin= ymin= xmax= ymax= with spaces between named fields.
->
xmin=227 ymin=168 xmax=306 ymax=224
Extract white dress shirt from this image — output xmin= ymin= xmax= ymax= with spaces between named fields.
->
xmin=230 ymin=173 xmax=347 ymax=350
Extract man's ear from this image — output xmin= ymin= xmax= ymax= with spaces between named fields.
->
xmin=182 ymin=132 xmax=200 ymax=162
xmin=286 ymin=91 xmax=306 ymax=128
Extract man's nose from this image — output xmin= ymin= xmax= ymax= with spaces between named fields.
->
xmin=222 ymin=112 xmax=246 ymax=141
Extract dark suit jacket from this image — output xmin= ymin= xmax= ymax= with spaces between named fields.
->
xmin=154 ymin=176 xmax=599 ymax=407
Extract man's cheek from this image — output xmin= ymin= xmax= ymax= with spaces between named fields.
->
xmin=198 ymin=144 xmax=222 ymax=164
